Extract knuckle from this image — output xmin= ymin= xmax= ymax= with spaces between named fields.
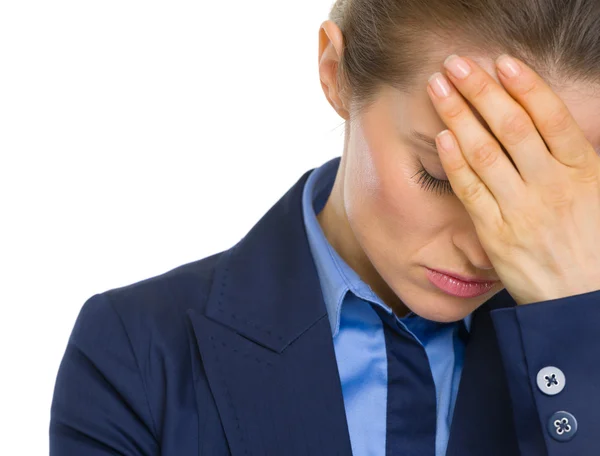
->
xmin=471 ymin=140 xmax=500 ymax=168
xmin=541 ymin=179 xmax=574 ymax=207
xmin=541 ymin=106 xmax=573 ymax=137
xmin=518 ymin=209 xmax=543 ymax=233
xmin=578 ymin=164 xmax=600 ymax=184
xmin=500 ymin=111 xmax=533 ymax=147
xmin=571 ymin=148 xmax=593 ymax=168
xmin=517 ymin=79 xmax=540 ymax=99
xmin=458 ymin=181 xmax=487 ymax=204
xmin=444 ymin=155 xmax=469 ymax=174
xmin=470 ymin=78 xmax=494 ymax=102
xmin=445 ymin=103 xmax=466 ymax=120
xmin=548 ymin=190 xmax=574 ymax=210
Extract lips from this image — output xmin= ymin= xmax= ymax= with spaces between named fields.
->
xmin=425 ymin=267 xmax=499 ymax=298
xmin=429 ymin=267 xmax=499 ymax=284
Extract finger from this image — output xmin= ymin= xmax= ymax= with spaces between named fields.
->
xmin=434 ymin=128 xmax=503 ymax=227
xmin=443 ymin=55 xmax=558 ymax=187
xmin=493 ymin=55 xmax=597 ymax=171
xmin=427 ymin=70 xmax=526 ymax=208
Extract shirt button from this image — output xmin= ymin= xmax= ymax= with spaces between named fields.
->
xmin=536 ymin=366 xmax=565 ymax=395
xmin=548 ymin=411 xmax=578 ymax=442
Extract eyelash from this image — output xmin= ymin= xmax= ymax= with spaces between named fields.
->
xmin=412 ymin=165 xmax=455 ymax=197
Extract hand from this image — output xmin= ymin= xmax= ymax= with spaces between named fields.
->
xmin=426 ymin=54 xmax=600 ymax=305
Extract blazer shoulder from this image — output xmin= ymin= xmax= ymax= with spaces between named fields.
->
xmin=102 ymin=250 xmax=223 ymax=318
xmin=74 ymin=250 xmax=225 ymax=369
xmin=52 ymin=252 xmax=226 ymax=453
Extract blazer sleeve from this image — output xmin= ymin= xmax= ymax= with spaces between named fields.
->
xmin=50 ymin=293 xmax=159 ymax=455
xmin=490 ymin=288 xmax=600 ymax=455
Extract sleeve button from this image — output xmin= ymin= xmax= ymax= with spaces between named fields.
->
xmin=548 ymin=411 xmax=577 ymax=442
xmin=536 ymin=366 xmax=565 ymax=395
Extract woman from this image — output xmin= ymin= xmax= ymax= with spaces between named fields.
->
xmin=50 ymin=0 xmax=600 ymax=454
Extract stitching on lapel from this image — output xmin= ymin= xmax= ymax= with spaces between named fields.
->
xmin=208 ymin=333 xmax=249 ymax=456
xmin=215 ymin=262 xmax=286 ymax=344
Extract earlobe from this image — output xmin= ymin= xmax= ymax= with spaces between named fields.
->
xmin=319 ymin=58 xmax=346 ymax=117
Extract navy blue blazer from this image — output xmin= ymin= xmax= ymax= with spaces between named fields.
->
xmin=50 ymin=163 xmax=600 ymax=455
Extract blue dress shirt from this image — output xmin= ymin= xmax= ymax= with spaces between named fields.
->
xmin=302 ymin=158 xmax=474 ymax=456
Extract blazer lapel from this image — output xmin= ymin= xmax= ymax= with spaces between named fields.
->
xmin=187 ymin=169 xmax=353 ymax=456
xmin=446 ymin=288 xmax=520 ymax=455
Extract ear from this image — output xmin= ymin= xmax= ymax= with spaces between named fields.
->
xmin=318 ymin=20 xmax=350 ymax=120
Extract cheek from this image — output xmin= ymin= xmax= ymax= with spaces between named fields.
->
xmin=343 ymin=118 xmax=397 ymax=211
xmin=374 ymin=165 xmax=437 ymax=239
xmin=344 ymin=134 xmax=430 ymax=229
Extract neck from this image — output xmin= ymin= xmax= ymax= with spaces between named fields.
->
xmin=316 ymin=159 xmax=410 ymax=318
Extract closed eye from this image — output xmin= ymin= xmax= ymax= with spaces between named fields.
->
xmin=412 ymin=166 xmax=455 ymax=197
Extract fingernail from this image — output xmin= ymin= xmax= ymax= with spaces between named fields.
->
xmin=444 ymin=55 xmax=472 ymax=79
xmin=496 ymin=54 xmax=521 ymax=78
xmin=428 ymin=72 xmax=451 ymax=98
xmin=437 ymin=130 xmax=455 ymax=152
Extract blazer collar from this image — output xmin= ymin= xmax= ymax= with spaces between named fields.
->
xmin=203 ymin=167 xmax=331 ymax=352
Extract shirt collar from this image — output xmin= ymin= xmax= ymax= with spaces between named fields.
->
xmin=302 ymin=158 xmax=473 ymax=337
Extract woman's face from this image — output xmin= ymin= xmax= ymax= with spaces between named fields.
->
xmin=318 ymin=22 xmax=600 ymax=322
xmin=341 ymin=77 xmax=504 ymax=323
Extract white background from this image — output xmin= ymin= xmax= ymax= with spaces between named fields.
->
xmin=0 ymin=1 xmax=344 ymax=453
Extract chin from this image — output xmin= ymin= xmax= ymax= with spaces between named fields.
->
xmin=404 ymin=287 xmax=502 ymax=323
xmin=411 ymin=305 xmax=474 ymax=324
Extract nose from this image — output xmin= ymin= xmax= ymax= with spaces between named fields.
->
xmin=452 ymin=223 xmax=496 ymax=271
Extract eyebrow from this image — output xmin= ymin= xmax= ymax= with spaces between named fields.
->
xmin=409 ymin=129 xmax=439 ymax=150
xmin=410 ymin=117 xmax=497 ymax=153
xmin=409 ymin=101 xmax=493 ymax=151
